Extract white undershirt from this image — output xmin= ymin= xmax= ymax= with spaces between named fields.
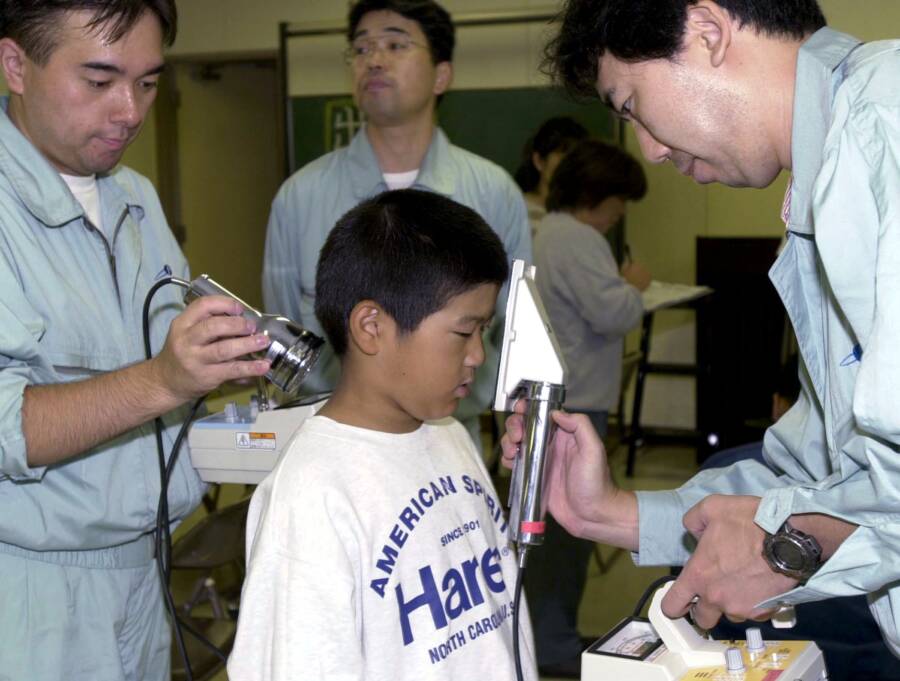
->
xmin=382 ymin=169 xmax=419 ymax=190
xmin=61 ymin=173 xmax=103 ymax=236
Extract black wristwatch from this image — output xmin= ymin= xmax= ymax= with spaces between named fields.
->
xmin=762 ymin=520 xmax=823 ymax=582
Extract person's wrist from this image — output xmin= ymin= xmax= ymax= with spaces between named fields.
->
xmin=606 ymin=486 xmax=637 ymax=524
xmin=143 ymin=355 xmax=188 ymax=411
xmin=784 ymin=513 xmax=857 ymax=559
xmin=579 ymin=486 xmax=638 ymax=549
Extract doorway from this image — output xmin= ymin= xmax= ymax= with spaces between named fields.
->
xmin=156 ymin=57 xmax=282 ymax=309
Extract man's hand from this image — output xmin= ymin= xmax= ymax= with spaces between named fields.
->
xmin=662 ymin=495 xmax=797 ymax=628
xmin=23 ymin=295 xmax=274 ymax=467
xmin=621 ymin=261 xmax=652 ymax=291
xmin=501 ymin=405 xmax=638 ymax=550
xmin=150 ymin=295 xmax=272 ymax=402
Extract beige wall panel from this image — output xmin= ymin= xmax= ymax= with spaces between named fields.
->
xmin=287 ymin=33 xmax=351 ymax=97
xmin=169 ymin=1 xmax=900 ymax=61
xmin=451 ymin=22 xmax=552 ymax=89
xmin=172 ymin=0 xmax=341 ymax=57
xmin=172 ymin=1 xmax=556 ymax=57
xmin=821 ymin=0 xmax=900 ymax=40
xmin=120 ymin=108 xmax=159 ymax=186
xmin=176 ymin=62 xmax=281 ymax=309
xmin=625 ymin=138 xmax=706 ymax=284
xmin=284 ymin=10 xmax=555 ymax=96
xmin=706 ymin=177 xmax=789 ymax=239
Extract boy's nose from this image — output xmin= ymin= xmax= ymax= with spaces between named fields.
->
xmin=466 ymin=334 xmax=486 ymax=368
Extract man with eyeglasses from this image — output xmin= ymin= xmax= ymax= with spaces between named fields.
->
xmin=262 ymin=0 xmax=531 ymax=450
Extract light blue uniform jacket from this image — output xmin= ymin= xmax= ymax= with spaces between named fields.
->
xmin=0 ymin=98 xmax=204 ymax=559
xmin=635 ymin=30 xmax=900 ymax=655
xmin=262 ymin=127 xmax=531 ymax=421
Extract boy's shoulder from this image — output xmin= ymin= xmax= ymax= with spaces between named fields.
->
xmin=274 ymin=415 xmax=476 ymax=475
xmin=254 ymin=415 xmax=486 ymax=520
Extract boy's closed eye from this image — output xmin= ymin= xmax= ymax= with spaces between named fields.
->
xmin=453 ymin=320 xmax=492 ymax=338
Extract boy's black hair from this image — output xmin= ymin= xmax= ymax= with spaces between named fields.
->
xmin=546 ymin=139 xmax=647 ymax=213
xmin=514 ymin=116 xmax=589 ymax=193
xmin=347 ymin=0 xmax=454 ymax=64
xmin=1 ymin=0 xmax=177 ymax=65
xmin=315 ymin=189 xmax=509 ymax=356
xmin=545 ymin=0 xmax=826 ymax=99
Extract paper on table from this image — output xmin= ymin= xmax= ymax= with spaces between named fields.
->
xmin=641 ymin=280 xmax=713 ymax=312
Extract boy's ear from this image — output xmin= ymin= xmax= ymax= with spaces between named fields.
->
xmin=347 ymin=300 xmax=390 ymax=356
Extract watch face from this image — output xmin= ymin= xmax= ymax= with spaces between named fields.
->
xmin=772 ymin=538 xmax=805 ymax=570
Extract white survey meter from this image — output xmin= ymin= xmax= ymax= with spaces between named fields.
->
xmin=582 ymin=583 xmax=827 ymax=681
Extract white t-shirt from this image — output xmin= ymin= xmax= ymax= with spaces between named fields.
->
xmin=61 ymin=173 xmax=103 ymax=235
xmin=228 ymin=415 xmax=537 ymax=681
xmin=382 ymin=169 xmax=419 ymax=190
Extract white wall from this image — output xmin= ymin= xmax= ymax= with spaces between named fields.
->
xmin=174 ymin=62 xmax=281 ymax=310
xmin=284 ymin=19 xmax=553 ymax=96
xmin=170 ymin=1 xmax=558 ymax=58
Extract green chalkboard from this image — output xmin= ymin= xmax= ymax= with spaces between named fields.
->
xmin=289 ymin=87 xmax=615 ymax=176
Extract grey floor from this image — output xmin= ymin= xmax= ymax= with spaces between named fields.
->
xmin=174 ymin=437 xmax=699 ymax=681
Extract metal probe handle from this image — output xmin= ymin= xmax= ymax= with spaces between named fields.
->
xmin=508 ymin=380 xmax=565 ymax=568
xmin=183 ymin=274 xmax=323 ymax=396
xmin=184 ymin=274 xmax=259 ymax=322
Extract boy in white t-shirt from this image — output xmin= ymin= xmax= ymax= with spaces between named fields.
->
xmin=228 ymin=189 xmax=537 ymax=681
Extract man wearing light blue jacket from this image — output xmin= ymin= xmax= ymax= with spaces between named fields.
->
xmin=0 ymin=2 xmax=272 ymax=679
xmin=262 ymin=0 xmax=531 ymax=448
xmin=502 ymin=0 xmax=900 ymax=659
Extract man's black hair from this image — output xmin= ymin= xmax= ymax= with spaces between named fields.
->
xmin=514 ymin=116 xmax=589 ymax=193
xmin=546 ymin=139 xmax=647 ymax=213
xmin=315 ymin=189 xmax=508 ymax=356
xmin=347 ymin=0 xmax=454 ymax=64
xmin=545 ymin=0 xmax=826 ymax=99
xmin=1 ymin=0 xmax=177 ymax=65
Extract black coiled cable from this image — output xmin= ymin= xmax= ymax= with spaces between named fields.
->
xmin=142 ymin=276 xmax=226 ymax=680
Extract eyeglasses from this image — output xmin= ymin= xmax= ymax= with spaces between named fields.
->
xmin=344 ymin=34 xmax=428 ymax=64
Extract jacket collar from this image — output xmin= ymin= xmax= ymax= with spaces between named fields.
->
xmin=0 ymin=96 xmax=144 ymax=229
xmin=787 ymin=28 xmax=862 ymax=235
xmin=347 ymin=124 xmax=456 ymax=200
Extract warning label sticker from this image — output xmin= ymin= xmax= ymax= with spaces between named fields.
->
xmin=235 ymin=432 xmax=277 ymax=450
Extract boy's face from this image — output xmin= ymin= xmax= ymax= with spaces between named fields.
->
xmin=382 ymin=282 xmax=498 ymax=425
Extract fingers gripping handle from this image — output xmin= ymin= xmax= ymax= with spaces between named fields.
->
xmin=508 ymin=381 xmax=565 ymax=567
xmin=184 ymin=274 xmax=324 ymax=395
